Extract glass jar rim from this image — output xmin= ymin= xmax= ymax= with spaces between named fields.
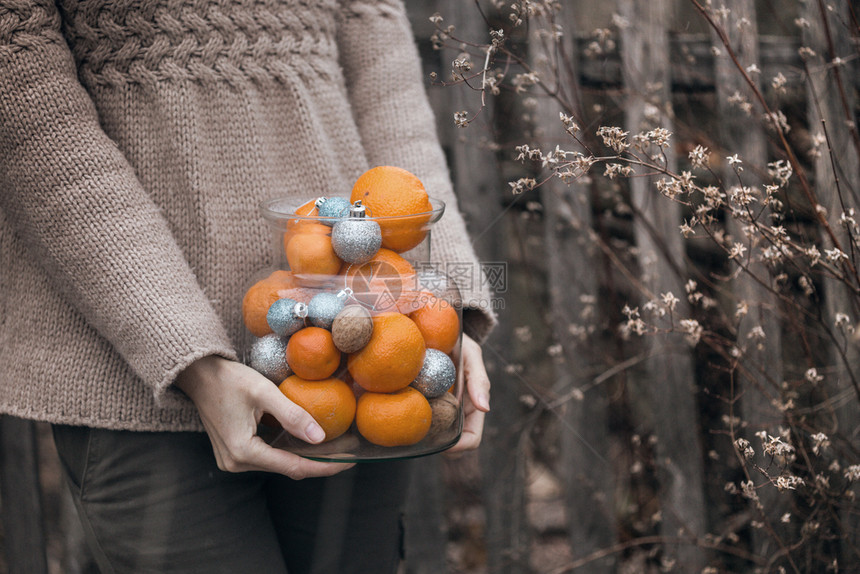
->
xmin=259 ymin=196 xmax=446 ymax=225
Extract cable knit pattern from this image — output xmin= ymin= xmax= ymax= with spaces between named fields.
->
xmin=0 ymin=0 xmax=495 ymax=432
xmin=56 ymin=0 xmax=341 ymax=87
xmin=0 ymin=1 xmax=63 ymax=54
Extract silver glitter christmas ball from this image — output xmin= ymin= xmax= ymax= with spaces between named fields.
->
xmin=315 ymin=196 xmax=352 ymax=225
xmin=331 ymin=218 xmax=382 ymax=264
xmin=307 ymin=292 xmax=347 ymax=329
xmin=267 ymin=298 xmax=307 ymax=337
xmin=249 ymin=334 xmax=291 ymax=382
xmin=411 ymin=349 xmax=456 ymax=398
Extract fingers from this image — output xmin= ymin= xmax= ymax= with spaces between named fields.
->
xmin=225 ymin=436 xmax=354 ymax=479
xmin=445 ymin=402 xmax=485 ymax=455
xmin=444 ymin=335 xmax=491 ymax=456
xmin=179 ymin=357 xmax=350 ymax=479
xmin=255 ymin=380 xmax=326 ymax=444
xmin=462 ymin=334 xmax=491 ymax=413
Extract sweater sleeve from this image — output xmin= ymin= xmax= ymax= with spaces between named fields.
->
xmin=336 ymin=0 xmax=498 ymax=342
xmin=0 ymin=1 xmax=236 ymax=400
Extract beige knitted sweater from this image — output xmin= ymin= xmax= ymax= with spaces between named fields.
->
xmin=0 ymin=0 xmax=496 ymax=431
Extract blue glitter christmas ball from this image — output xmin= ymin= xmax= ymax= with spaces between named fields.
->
xmin=411 ymin=349 xmax=456 ymax=398
xmin=267 ymin=298 xmax=307 ymax=337
xmin=315 ymin=196 xmax=352 ymax=225
xmin=249 ymin=334 xmax=291 ymax=382
xmin=307 ymin=292 xmax=347 ymax=329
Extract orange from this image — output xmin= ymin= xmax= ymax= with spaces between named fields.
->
xmin=282 ymin=221 xmax=330 ymax=256
xmin=355 ymin=387 xmax=432 ymax=447
xmin=285 ymin=327 xmax=342 ymax=380
xmin=278 ymin=375 xmax=356 ymax=442
xmin=350 ymin=166 xmax=433 ymax=253
xmin=286 ymin=198 xmax=319 ymax=230
xmin=341 ymin=248 xmax=418 ymax=313
xmin=347 ymin=312 xmax=426 ymax=393
xmin=286 ymin=232 xmax=342 ymax=277
xmin=408 ymin=295 xmax=460 ymax=354
xmin=276 ymin=285 xmax=317 ymax=305
xmin=242 ymin=270 xmax=296 ymax=337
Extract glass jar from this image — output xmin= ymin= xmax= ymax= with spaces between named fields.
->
xmin=241 ymin=196 xmax=464 ymax=462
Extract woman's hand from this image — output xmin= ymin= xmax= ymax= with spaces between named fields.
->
xmin=176 ymin=356 xmax=354 ymax=479
xmin=446 ymin=334 xmax=491 ymax=455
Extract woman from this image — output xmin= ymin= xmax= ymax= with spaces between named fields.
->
xmin=0 ymin=0 xmax=496 ymax=572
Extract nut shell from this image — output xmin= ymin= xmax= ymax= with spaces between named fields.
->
xmin=427 ymin=393 xmax=459 ymax=439
xmin=331 ymin=305 xmax=373 ymax=353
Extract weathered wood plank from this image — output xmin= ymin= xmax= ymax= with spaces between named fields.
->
xmin=429 ymin=2 xmax=531 ymax=572
xmin=803 ymin=0 xmax=860 ymax=568
xmin=710 ymin=0 xmax=788 ymax=556
xmin=619 ymin=0 xmax=709 ymax=570
xmin=577 ymin=33 xmax=858 ymax=91
xmin=0 ymin=416 xmax=48 ymax=574
xmin=529 ymin=6 xmax=617 ymax=572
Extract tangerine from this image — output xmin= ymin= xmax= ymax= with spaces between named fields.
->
xmin=285 ymin=327 xmax=342 ymax=380
xmin=285 ymin=232 xmax=342 ymax=277
xmin=355 ymin=387 xmax=432 ymax=447
xmin=242 ymin=270 xmax=296 ymax=337
xmin=409 ymin=295 xmax=460 ymax=354
xmin=349 ymin=166 xmax=433 ymax=253
xmin=347 ymin=312 xmax=425 ymax=393
xmin=278 ymin=375 xmax=356 ymax=442
xmin=341 ymin=248 xmax=417 ymax=312
xmin=286 ymin=198 xmax=319 ymax=231
xmin=282 ymin=221 xmax=330 ymax=258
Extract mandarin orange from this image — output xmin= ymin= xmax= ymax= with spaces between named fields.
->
xmin=285 ymin=232 xmax=342 ymax=277
xmin=278 ymin=375 xmax=356 ymax=442
xmin=347 ymin=312 xmax=425 ymax=393
xmin=349 ymin=166 xmax=433 ymax=253
xmin=341 ymin=248 xmax=417 ymax=313
xmin=242 ymin=270 xmax=296 ymax=337
xmin=286 ymin=198 xmax=319 ymax=231
xmin=285 ymin=326 xmax=342 ymax=380
xmin=408 ymin=295 xmax=460 ymax=354
xmin=355 ymin=387 xmax=432 ymax=447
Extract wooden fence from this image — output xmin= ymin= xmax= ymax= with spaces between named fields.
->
xmin=1 ymin=1 xmax=858 ymax=573
xmin=402 ymin=1 xmax=859 ymax=573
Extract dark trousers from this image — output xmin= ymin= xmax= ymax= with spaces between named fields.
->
xmin=52 ymin=425 xmax=410 ymax=574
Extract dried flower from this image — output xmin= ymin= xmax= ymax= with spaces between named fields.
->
xmin=728 ymin=242 xmax=747 ymax=260
xmin=688 ymin=145 xmax=710 ymax=168
xmin=805 ymin=368 xmax=824 ymax=384
xmin=811 ymin=432 xmax=830 ymax=455
xmin=509 ymin=177 xmax=536 ymax=195
xmin=559 ymin=112 xmax=580 ymax=135
xmin=661 ymin=291 xmax=679 ymax=311
xmin=775 ymin=475 xmax=804 ymax=491
xmin=679 ymin=318 xmax=703 ymax=344
xmin=597 ymin=126 xmax=630 ymax=153
xmin=735 ymin=437 xmax=755 ymax=459
xmin=758 ymin=432 xmax=795 ymax=458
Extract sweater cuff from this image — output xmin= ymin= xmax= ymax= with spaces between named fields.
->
xmin=154 ymin=346 xmax=239 ymax=407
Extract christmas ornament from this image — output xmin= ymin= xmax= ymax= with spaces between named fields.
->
xmin=267 ymin=298 xmax=307 ymax=337
xmin=411 ymin=349 xmax=456 ymax=398
xmin=315 ymin=196 xmax=352 ymax=225
xmin=331 ymin=201 xmax=382 ymax=264
xmin=307 ymin=290 xmax=349 ymax=329
xmin=331 ymin=304 xmax=374 ymax=353
xmin=249 ymin=334 xmax=291 ymax=382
